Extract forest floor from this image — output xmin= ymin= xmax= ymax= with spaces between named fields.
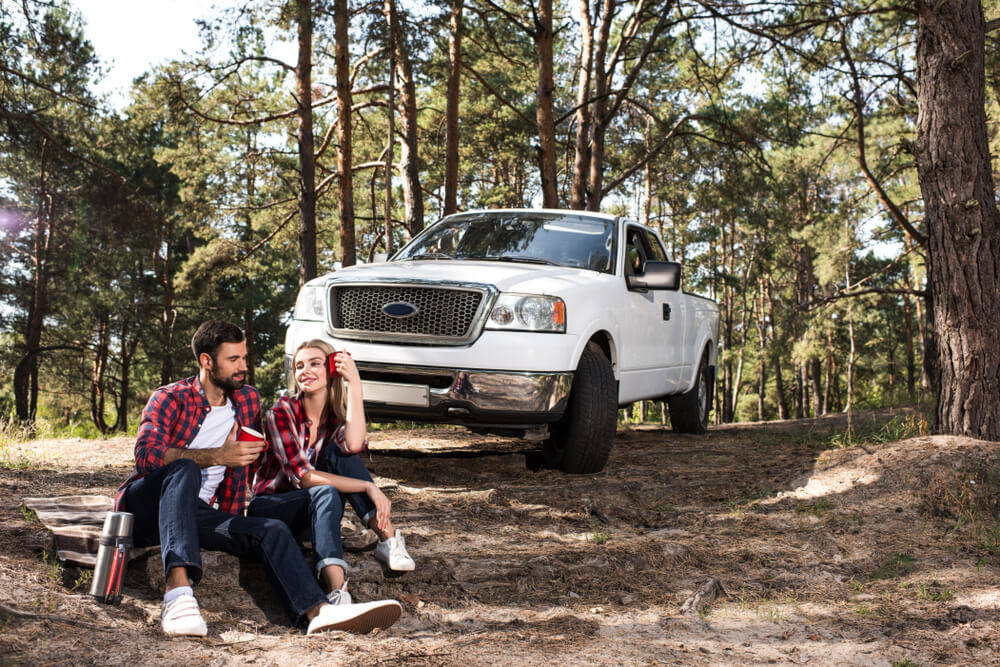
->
xmin=2 ymin=408 xmax=999 ymax=666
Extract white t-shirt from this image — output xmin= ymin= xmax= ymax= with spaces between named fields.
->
xmin=187 ymin=398 xmax=235 ymax=505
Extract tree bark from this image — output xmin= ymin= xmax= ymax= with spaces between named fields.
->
xmin=914 ymin=1 xmax=1000 ymax=438
xmin=334 ymin=0 xmax=357 ymax=267
xmin=15 ymin=138 xmax=53 ymax=423
xmin=384 ymin=0 xmax=424 ymax=236
xmin=570 ymin=0 xmax=594 ymax=210
xmin=295 ymin=0 xmax=318 ymax=282
xmin=536 ymin=0 xmax=558 ymax=207
xmin=90 ymin=312 xmax=111 ymax=435
xmin=444 ymin=0 xmax=464 ymax=216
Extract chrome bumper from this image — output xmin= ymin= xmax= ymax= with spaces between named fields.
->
xmin=356 ymin=362 xmax=573 ymax=426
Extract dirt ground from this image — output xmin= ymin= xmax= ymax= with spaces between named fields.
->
xmin=2 ymin=409 xmax=999 ymax=666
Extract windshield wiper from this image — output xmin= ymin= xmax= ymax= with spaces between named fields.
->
xmin=407 ymin=252 xmax=454 ymax=260
xmin=497 ymin=255 xmax=559 ymax=266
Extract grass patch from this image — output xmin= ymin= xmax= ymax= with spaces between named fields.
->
xmin=872 ymin=553 xmax=915 ymax=580
xmin=796 ymin=498 xmax=830 ymax=518
xmin=593 ymin=530 xmax=610 ymax=545
xmin=921 ymin=461 xmax=1000 ymax=558
xmin=824 ymin=413 xmax=928 ymax=450
xmin=915 ymin=582 xmax=954 ymax=602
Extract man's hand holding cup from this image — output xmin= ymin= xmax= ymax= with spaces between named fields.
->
xmin=220 ymin=424 xmax=267 ymax=467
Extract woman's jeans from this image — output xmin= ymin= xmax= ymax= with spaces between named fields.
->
xmin=247 ymin=485 xmax=350 ymax=575
xmin=246 ymin=446 xmax=378 ymax=577
xmin=124 ymin=459 xmax=327 ymax=626
xmin=314 ymin=445 xmax=378 ymax=528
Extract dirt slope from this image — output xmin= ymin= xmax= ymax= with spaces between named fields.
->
xmin=1 ymin=410 xmax=998 ymax=666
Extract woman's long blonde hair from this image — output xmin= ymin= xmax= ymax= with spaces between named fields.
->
xmin=294 ymin=339 xmax=347 ymax=422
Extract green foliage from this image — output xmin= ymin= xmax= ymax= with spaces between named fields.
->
xmin=824 ymin=413 xmax=928 ymax=450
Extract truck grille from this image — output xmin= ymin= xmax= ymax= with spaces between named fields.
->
xmin=330 ymin=284 xmax=489 ymax=343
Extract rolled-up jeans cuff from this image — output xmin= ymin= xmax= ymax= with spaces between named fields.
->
xmin=361 ymin=509 xmax=376 ymax=526
xmin=316 ymin=557 xmax=349 ymax=576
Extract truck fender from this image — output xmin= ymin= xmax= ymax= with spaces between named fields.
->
xmin=570 ymin=323 xmax=619 ymax=380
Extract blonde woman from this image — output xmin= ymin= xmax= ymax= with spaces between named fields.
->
xmin=250 ymin=339 xmax=414 ymax=606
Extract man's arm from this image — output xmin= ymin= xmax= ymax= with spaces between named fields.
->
xmin=162 ymin=429 xmax=264 ymax=468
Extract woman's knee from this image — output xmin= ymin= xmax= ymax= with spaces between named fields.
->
xmin=308 ymin=484 xmax=344 ymax=511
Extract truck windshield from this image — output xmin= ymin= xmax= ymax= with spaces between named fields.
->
xmin=393 ymin=212 xmax=617 ymax=273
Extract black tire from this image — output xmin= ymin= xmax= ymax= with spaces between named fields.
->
xmin=543 ymin=342 xmax=617 ymax=473
xmin=668 ymin=352 xmax=711 ymax=434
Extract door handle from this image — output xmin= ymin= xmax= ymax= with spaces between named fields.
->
xmin=662 ymin=303 xmax=671 ymax=321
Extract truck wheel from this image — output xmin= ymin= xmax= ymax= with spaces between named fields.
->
xmin=668 ymin=352 xmax=711 ymax=434
xmin=543 ymin=342 xmax=617 ymax=473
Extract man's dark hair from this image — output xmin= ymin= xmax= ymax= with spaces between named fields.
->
xmin=191 ymin=320 xmax=245 ymax=364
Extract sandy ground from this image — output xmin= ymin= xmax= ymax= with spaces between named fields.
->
xmin=1 ymin=410 xmax=999 ymax=666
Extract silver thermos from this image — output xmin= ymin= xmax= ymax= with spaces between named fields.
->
xmin=90 ymin=511 xmax=133 ymax=605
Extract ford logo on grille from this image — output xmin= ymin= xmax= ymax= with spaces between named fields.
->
xmin=382 ymin=301 xmax=419 ymax=318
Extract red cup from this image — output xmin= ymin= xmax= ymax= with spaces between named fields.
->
xmin=237 ymin=426 xmax=265 ymax=442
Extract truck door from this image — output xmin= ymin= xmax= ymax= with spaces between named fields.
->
xmin=619 ymin=225 xmax=683 ymax=401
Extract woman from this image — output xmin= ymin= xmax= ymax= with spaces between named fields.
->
xmin=250 ymin=339 xmax=414 ymax=606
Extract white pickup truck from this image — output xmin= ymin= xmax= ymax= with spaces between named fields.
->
xmin=286 ymin=209 xmax=719 ymax=473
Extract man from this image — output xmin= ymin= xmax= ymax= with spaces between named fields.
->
xmin=115 ymin=320 xmax=400 ymax=636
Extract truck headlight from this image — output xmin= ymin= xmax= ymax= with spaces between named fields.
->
xmin=486 ymin=294 xmax=566 ymax=333
xmin=293 ymin=285 xmax=326 ymax=322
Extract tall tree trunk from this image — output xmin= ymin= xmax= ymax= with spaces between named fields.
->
xmin=586 ymin=0 xmax=613 ymax=211
xmin=765 ymin=277 xmax=789 ymax=419
xmin=155 ymin=218 xmax=175 ymax=386
xmin=810 ymin=358 xmax=823 ymax=416
xmin=914 ymin=1 xmax=1000 ymax=438
xmin=15 ymin=138 xmax=53 ymax=424
xmin=570 ymin=0 xmax=594 ymax=210
xmin=903 ymin=263 xmax=917 ymax=400
xmin=385 ymin=6 xmax=395 ymax=254
xmin=90 ymin=312 xmax=111 ymax=435
xmin=334 ymin=0 xmax=356 ymax=267
xmin=536 ymin=0 xmax=558 ymax=207
xmin=296 ymin=0 xmax=318 ymax=282
xmin=444 ymin=0 xmax=464 ymax=216
xmin=384 ymin=0 xmax=424 ymax=236
xmin=117 ymin=316 xmax=138 ymax=433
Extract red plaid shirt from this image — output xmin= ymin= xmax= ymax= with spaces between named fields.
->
xmin=114 ymin=375 xmax=261 ymax=515
xmin=253 ymin=394 xmax=352 ymax=496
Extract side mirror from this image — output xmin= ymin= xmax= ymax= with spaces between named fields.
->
xmin=626 ymin=260 xmax=681 ymax=291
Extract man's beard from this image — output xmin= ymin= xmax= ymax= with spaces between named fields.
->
xmin=210 ymin=366 xmax=246 ymax=392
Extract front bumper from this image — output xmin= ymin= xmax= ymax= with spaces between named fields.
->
xmin=286 ymin=357 xmax=573 ymax=427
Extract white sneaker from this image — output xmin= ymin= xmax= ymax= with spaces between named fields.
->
xmin=327 ymin=581 xmax=352 ymax=606
xmin=161 ymin=593 xmax=208 ymax=637
xmin=306 ymin=600 xmax=402 ymax=635
xmin=374 ymin=529 xmax=415 ymax=572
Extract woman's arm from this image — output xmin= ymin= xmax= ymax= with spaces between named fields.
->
xmin=299 ymin=468 xmax=391 ymax=533
xmin=335 ymin=352 xmax=368 ymax=453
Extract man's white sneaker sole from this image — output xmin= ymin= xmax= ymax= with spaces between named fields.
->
xmin=307 ymin=600 xmax=402 ymax=635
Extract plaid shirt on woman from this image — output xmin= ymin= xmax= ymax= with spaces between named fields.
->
xmin=114 ymin=375 xmax=261 ymax=515
xmin=253 ymin=394 xmax=354 ymax=496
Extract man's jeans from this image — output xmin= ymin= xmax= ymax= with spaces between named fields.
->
xmin=124 ymin=459 xmax=327 ymax=625
xmin=247 ymin=485 xmax=350 ymax=575
xmin=314 ymin=445 xmax=378 ymax=528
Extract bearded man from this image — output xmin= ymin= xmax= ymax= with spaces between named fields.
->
xmin=115 ymin=320 xmax=399 ymax=637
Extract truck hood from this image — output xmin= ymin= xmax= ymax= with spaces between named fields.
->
xmin=319 ymin=259 xmax=609 ymax=294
